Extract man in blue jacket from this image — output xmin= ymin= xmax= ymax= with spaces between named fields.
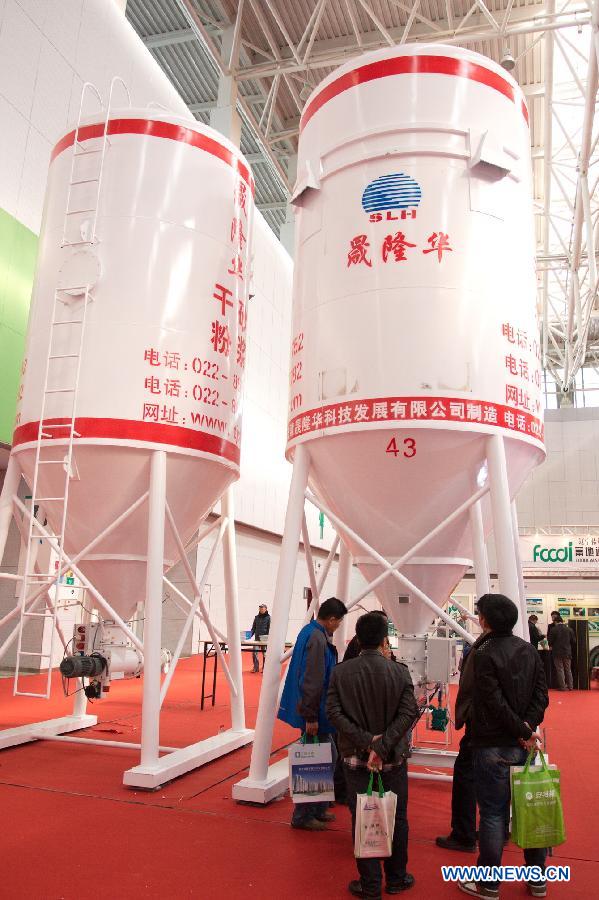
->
xmin=278 ymin=596 xmax=348 ymax=831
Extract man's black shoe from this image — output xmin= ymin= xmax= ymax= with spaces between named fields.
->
xmin=386 ymin=873 xmax=415 ymax=893
xmin=348 ymin=880 xmax=381 ymax=900
xmin=435 ymin=835 xmax=476 ymax=853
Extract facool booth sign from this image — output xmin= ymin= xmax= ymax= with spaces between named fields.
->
xmin=521 ymin=535 xmax=599 ymax=569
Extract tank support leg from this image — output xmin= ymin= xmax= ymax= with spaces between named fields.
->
xmin=222 ymin=487 xmax=246 ymax=732
xmin=511 ymin=500 xmax=529 ymax=640
xmin=333 ymin=541 xmax=352 ymax=658
xmin=233 ymin=443 xmax=311 ymax=803
xmin=0 ymin=455 xmax=20 ymax=566
xmin=486 ymin=435 xmax=524 ymax=636
xmin=140 ymin=450 xmax=167 ymax=769
xmin=469 ymin=499 xmax=491 ymax=599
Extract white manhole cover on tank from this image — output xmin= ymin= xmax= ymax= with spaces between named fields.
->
xmin=57 ymin=249 xmax=101 ymax=297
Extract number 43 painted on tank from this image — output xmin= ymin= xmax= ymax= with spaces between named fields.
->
xmin=386 ymin=437 xmax=416 ymax=458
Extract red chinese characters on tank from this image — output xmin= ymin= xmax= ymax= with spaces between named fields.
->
xmin=382 ymin=232 xmax=416 ymax=263
xmin=347 ymin=234 xmax=372 ymax=268
xmin=346 ymin=231 xmax=454 ymax=268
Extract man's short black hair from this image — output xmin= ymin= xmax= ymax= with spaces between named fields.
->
xmin=553 ymin=614 xmax=563 ymax=623
xmin=477 ymin=593 xmax=519 ymax=634
xmin=355 ymin=612 xmax=388 ymax=649
xmin=551 ymin=610 xmax=561 ymax=619
xmin=318 ymin=597 xmax=347 ymax=620
xmin=528 ymin=614 xmax=538 ymax=622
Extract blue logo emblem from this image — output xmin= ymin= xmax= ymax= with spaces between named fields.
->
xmin=362 ymin=173 xmax=422 ymax=214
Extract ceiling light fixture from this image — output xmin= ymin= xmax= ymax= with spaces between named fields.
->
xmin=500 ymin=49 xmax=515 ymax=72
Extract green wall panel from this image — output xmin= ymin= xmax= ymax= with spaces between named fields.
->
xmin=0 ymin=207 xmax=38 ymax=447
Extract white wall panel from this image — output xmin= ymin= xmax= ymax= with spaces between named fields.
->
xmin=30 ymin=39 xmax=74 ymax=142
xmin=0 ymin=94 xmax=29 ymax=214
xmin=0 ymin=0 xmax=41 ymax=118
xmin=516 ymin=408 xmax=599 ymax=527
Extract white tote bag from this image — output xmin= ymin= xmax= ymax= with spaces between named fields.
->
xmin=354 ymin=771 xmax=398 ymax=858
xmin=288 ymin=736 xmax=335 ymax=804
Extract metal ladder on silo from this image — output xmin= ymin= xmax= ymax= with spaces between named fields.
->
xmin=12 ymin=81 xmax=127 ymax=698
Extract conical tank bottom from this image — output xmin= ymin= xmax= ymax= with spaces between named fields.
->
xmin=14 ymin=444 xmax=236 ymax=621
xmin=307 ymin=429 xmax=487 ymax=558
xmin=355 ymin=559 xmax=470 ymax=635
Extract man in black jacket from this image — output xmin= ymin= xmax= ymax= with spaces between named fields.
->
xmin=436 ymin=630 xmax=492 ymax=854
xmin=459 ymin=594 xmax=549 ymax=900
xmin=327 ymin=612 xmax=419 ymax=900
xmin=528 ymin=615 xmax=545 ymax=650
xmin=249 ymin=604 xmax=270 ymax=672
xmin=547 ymin=615 xmax=576 ymax=690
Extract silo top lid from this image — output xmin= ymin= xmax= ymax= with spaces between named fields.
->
xmin=52 ymin=108 xmax=255 ymax=193
xmin=300 ymin=43 xmax=528 ymax=134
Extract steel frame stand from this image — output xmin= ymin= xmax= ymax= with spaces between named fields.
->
xmin=233 ymin=433 xmax=528 ymax=803
xmin=0 ymin=450 xmax=253 ymax=787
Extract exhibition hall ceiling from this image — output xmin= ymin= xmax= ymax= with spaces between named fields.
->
xmin=126 ymin=1 xmax=599 ymax=392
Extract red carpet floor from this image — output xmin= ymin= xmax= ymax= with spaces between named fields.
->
xmin=0 ymin=657 xmax=596 ymax=899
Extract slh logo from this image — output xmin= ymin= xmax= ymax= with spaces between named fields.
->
xmin=362 ymin=172 xmax=422 ymax=222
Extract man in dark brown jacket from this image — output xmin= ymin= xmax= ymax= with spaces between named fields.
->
xmin=326 ymin=612 xmax=418 ymax=900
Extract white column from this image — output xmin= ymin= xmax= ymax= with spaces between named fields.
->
xmin=210 ymin=26 xmax=242 ymax=146
xmin=511 ymin=501 xmax=528 ymax=640
xmin=140 ymin=450 xmax=167 ymax=767
xmin=247 ymin=443 xmax=310 ymax=783
xmin=0 ymin=455 xmax=20 ymax=566
xmin=279 ymin=154 xmax=298 ymax=257
xmin=333 ymin=540 xmax=352 ymax=657
xmin=486 ymin=435 xmax=522 ymax=625
xmin=469 ymin=499 xmax=490 ymax=599
xmin=221 ymin=487 xmax=245 ymax=731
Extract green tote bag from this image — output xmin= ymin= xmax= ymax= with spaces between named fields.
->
xmin=511 ymin=749 xmax=566 ymax=849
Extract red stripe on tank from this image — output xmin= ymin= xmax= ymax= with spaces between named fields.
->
xmin=301 ymin=54 xmax=529 ymax=131
xmin=12 ymin=417 xmax=240 ymax=466
xmin=50 ymin=118 xmax=254 ymax=193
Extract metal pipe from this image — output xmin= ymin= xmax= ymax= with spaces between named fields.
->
xmin=163 ymin=575 xmax=227 ymax=642
xmin=306 ymin=486 xmax=487 ymax=623
xmin=248 ymin=443 xmax=310 ymax=783
xmin=233 ymin=11 xmax=592 ymax=81
xmin=408 ymin=771 xmax=453 ymax=782
xmin=333 ymin=541 xmax=352 ymax=657
xmin=164 ymin=504 xmax=237 ymax=695
xmin=486 ymin=436 xmax=521 ymax=614
xmin=140 ymin=450 xmax=167 ymax=767
xmin=542 ymin=0 xmax=555 ymax=367
xmin=12 ymin=496 xmax=144 ymax=653
xmin=511 ymin=500 xmax=528 ymax=641
xmin=0 ymin=455 xmax=20 ymax=565
xmin=564 ymin=8 xmax=599 ymax=382
xmin=36 ymin=734 xmax=178 ymax=752
xmin=221 ymin=487 xmax=246 ymax=730
xmin=160 ymin=519 xmax=226 ymax=706
xmin=301 ymin=513 xmax=321 ymax=610
xmin=8 ymin=490 xmax=149 ymax=621
xmin=316 ymin=534 xmax=340 ymax=596
xmin=305 ymin=491 xmax=474 ymax=644
xmin=451 ymin=597 xmax=479 ymax=625
xmin=11 ymin=505 xmax=67 ymax=653
xmin=469 ymin=500 xmax=491 ymax=598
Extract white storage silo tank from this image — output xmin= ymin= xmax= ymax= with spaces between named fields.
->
xmin=11 ymin=110 xmax=253 ymax=622
xmin=287 ymin=43 xmax=544 ymax=635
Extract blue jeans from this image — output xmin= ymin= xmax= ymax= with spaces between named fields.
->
xmin=291 ymin=733 xmax=336 ymax=825
xmin=473 ymin=746 xmax=547 ymax=889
